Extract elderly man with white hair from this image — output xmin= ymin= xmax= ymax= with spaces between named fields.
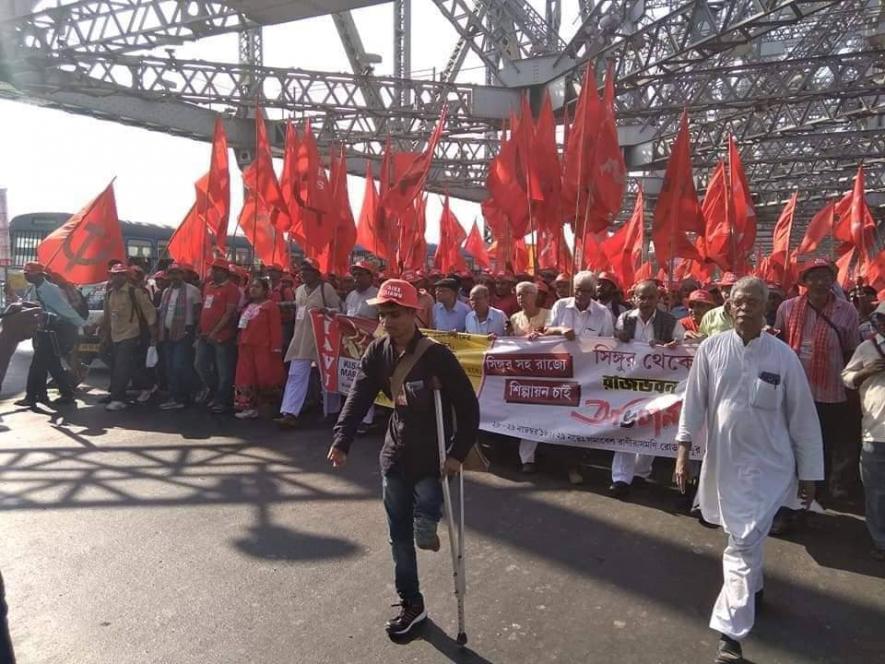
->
xmin=545 ymin=271 xmax=615 ymax=340
xmin=674 ymin=276 xmax=823 ymax=664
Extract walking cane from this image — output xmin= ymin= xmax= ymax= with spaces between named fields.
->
xmin=432 ymin=381 xmax=468 ymax=647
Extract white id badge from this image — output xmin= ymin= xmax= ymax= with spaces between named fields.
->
xmin=296 ymin=307 xmax=305 ymax=321
xmin=203 ymin=295 xmax=215 ymax=309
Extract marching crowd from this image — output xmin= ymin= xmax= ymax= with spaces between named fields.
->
xmin=7 ymin=253 xmax=885 ymax=663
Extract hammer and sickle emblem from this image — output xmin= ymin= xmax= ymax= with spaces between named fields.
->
xmin=61 ymin=222 xmax=108 ymax=270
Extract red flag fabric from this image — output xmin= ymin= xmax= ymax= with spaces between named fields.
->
xmin=728 ymin=135 xmax=757 ymax=263
xmin=485 ymin=127 xmax=529 ymax=239
xmin=242 ymin=108 xmax=288 ymax=232
xmin=37 ymin=181 xmax=125 ymax=285
xmin=582 ymin=231 xmax=610 ymax=271
xmin=194 ymin=118 xmax=231 ymax=250
xmin=464 ymin=220 xmax=490 ymax=270
xmin=847 ymin=166 xmax=877 ymax=268
xmin=604 ymin=188 xmax=645 ymax=289
xmin=770 ymin=193 xmax=797 ymax=269
xmin=294 ymin=120 xmax=334 ymax=255
xmin=355 ymin=162 xmax=394 ymax=265
xmin=589 ymin=63 xmax=626 ymax=230
xmin=562 ymin=64 xmax=601 ymax=226
xmin=381 ymin=105 xmax=448 ymax=220
xmin=652 ymin=111 xmax=704 ymax=268
xmin=317 ymin=148 xmax=357 ymax=276
xmin=515 ymin=95 xmax=544 ymax=204
xmin=700 ymin=160 xmax=730 ymax=271
xmin=237 ymin=197 xmax=288 ymax=267
xmin=433 ymin=196 xmax=468 ymax=273
xmin=796 ymin=201 xmax=836 ymax=257
xmin=280 ymin=122 xmax=306 ymax=246
xmin=532 ymin=93 xmax=563 ymax=230
xmin=400 ymin=196 xmax=428 ymax=273
xmin=168 ymin=202 xmax=213 ymax=276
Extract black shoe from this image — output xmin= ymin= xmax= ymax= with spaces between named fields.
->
xmin=715 ymin=634 xmax=743 ymax=663
xmin=755 ymin=589 xmax=764 ymax=615
xmin=97 ymin=395 xmax=113 ymax=404
xmin=356 ymin=424 xmax=370 ymax=436
xmin=51 ymin=395 xmax=76 ymax=406
xmin=13 ymin=397 xmax=38 ymax=409
xmin=769 ymin=507 xmax=797 ymax=537
xmin=386 ymin=600 xmax=427 ymax=637
xmin=521 ymin=462 xmax=537 ymax=474
xmin=608 ymin=481 xmax=630 ymax=499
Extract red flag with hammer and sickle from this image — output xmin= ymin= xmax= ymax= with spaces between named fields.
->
xmin=38 ymin=181 xmax=125 ymax=285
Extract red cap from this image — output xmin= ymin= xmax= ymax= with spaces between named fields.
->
xmin=108 ymin=263 xmax=130 ymax=274
xmin=717 ymin=272 xmax=738 ymax=287
xmin=597 ymin=271 xmax=621 ymax=288
xmin=688 ymin=289 xmax=715 ymax=305
xmin=351 ymin=260 xmax=376 ymax=275
xmin=367 ymin=279 xmax=419 ymax=309
xmin=211 ymin=258 xmax=230 ymax=271
xmin=799 ymin=258 xmax=837 ymax=281
xmin=23 ymin=261 xmax=46 ymax=275
xmin=494 ymin=270 xmax=516 ymax=282
xmin=401 ymin=270 xmax=420 ymax=283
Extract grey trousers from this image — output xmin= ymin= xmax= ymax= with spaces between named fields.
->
xmin=860 ymin=441 xmax=885 ymax=549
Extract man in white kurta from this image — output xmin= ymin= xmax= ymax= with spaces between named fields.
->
xmin=674 ymin=277 xmax=823 ymax=664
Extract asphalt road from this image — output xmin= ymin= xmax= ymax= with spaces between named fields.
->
xmin=1 ymin=345 xmax=883 ymax=664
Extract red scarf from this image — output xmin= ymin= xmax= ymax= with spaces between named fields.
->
xmin=786 ymin=293 xmax=836 ymax=390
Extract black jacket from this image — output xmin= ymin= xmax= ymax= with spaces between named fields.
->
xmin=332 ymin=329 xmax=480 ymax=480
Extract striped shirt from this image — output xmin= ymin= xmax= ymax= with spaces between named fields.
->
xmin=775 ymin=296 xmax=860 ymax=403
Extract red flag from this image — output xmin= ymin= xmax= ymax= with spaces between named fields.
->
xmin=237 ymin=197 xmax=288 ymax=267
xmin=400 ymin=196 xmax=428 ymax=273
xmin=727 ymin=135 xmax=757 ymax=263
xmin=770 ymin=193 xmax=797 ymax=269
xmin=847 ymin=166 xmax=877 ymax=268
xmin=562 ymin=64 xmax=601 ymax=225
xmin=381 ymin=105 xmax=448 ymax=219
xmin=433 ymin=195 xmax=467 ymax=273
xmin=242 ymin=108 xmax=288 ymax=232
xmin=168 ymin=202 xmax=213 ymax=275
xmin=317 ymin=148 xmax=357 ymax=276
xmin=796 ymin=201 xmax=836 ymax=257
xmin=582 ymin=231 xmax=610 ymax=271
xmin=515 ymin=95 xmax=544 ymax=204
xmin=194 ymin=118 xmax=231 ymax=250
xmin=37 ymin=181 xmax=124 ymax=285
xmin=280 ymin=122 xmax=306 ymax=246
xmin=589 ymin=63 xmax=626 ymax=229
xmin=533 ymin=93 xmax=563 ymax=228
xmin=294 ymin=120 xmax=334 ymax=255
xmin=464 ymin=220 xmax=490 ymax=269
xmin=356 ymin=162 xmax=390 ymax=262
xmin=700 ymin=161 xmax=730 ymax=271
xmin=485 ymin=129 xmax=529 ymax=239
xmin=652 ymin=111 xmax=704 ymax=268
xmin=604 ymin=188 xmax=645 ymax=289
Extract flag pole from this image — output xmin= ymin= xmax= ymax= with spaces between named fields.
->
xmin=253 ymin=102 xmax=260 ymax=269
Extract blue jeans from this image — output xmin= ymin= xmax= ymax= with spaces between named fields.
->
xmin=162 ymin=328 xmax=196 ymax=403
xmin=195 ymin=338 xmax=237 ymax=408
xmin=861 ymin=441 xmax=885 ymax=549
xmin=382 ymin=472 xmax=443 ymax=603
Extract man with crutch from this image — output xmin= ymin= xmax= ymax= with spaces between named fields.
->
xmin=328 ymin=278 xmax=479 ymax=638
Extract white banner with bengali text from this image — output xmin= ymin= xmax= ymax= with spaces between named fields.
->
xmin=478 ymin=336 xmax=705 ymax=460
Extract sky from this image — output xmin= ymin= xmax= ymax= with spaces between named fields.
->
xmin=0 ymin=1 xmax=584 ymax=241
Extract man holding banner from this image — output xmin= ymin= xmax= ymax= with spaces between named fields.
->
xmin=328 ymin=279 xmax=479 ymax=638
xmin=674 ymin=277 xmax=822 ymax=664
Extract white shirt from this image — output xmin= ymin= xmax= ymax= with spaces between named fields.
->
xmin=344 ymin=286 xmax=379 ymax=319
xmin=549 ymin=297 xmax=615 ymax=338
xmin=465 ymin=307 xmax=507 ymax=336
xmin=677 ymin=331 xmax=824 ymax=539
xmin=842 ymin=334 xmax=885 ymax=442
xmin=616 ymin=309 xmax=685 ymax=342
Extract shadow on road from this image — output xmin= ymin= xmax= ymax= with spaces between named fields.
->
xmin=391 ymin=619 xmax=494 ymax=664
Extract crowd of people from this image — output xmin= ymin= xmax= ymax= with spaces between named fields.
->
xmin=6 ymin=252 xmax=885 ymax=663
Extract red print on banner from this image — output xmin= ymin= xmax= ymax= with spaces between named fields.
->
xmin=569 ymin=397 xmax=682 ymax=437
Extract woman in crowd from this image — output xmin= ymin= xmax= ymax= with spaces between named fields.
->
xmin=234 ymin=278 xmax=284 ymax=419
xmin=510 ymin=281 xmax=551 ymax=337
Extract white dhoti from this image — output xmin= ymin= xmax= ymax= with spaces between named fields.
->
xmin=519 ymin=439 xmax=538 ymax=464
xmin=280 ymin=359 xmax=311 ymax=416
xmin=611 ymin=452 xmax=655 ymax=483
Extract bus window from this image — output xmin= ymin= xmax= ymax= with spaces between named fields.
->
xmin=12 ymin=230 xmax=45 ymax=267
xmin=157 ymin=241 xmax=169 ymax=259
xmin=127 ymin=239 xmax=154 ymax=259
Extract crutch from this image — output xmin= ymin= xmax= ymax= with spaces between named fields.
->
xmin=432 ymin=383 xmax=468 ymax=647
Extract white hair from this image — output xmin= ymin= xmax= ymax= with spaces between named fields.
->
xmin=573 ymin=271 xmax=597 ymax=290
xmin=515 ymin=281 xmax=538 ymax=296
xmin=469 ymin=284 xmax=490 ymax=298
xmin=732 ymin=276 xmax=769 ymax=302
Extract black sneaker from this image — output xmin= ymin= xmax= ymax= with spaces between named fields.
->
xmin=714 ymin=634 xmax=743 ymax=663
xmin=608 ymin=481 xmax=630 ymax=499
xmin=385 ymin=600 xmax=427 ymax=637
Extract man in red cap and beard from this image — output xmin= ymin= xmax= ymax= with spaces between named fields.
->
xmin=328 ymin=278 xmax=479 ymax=638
